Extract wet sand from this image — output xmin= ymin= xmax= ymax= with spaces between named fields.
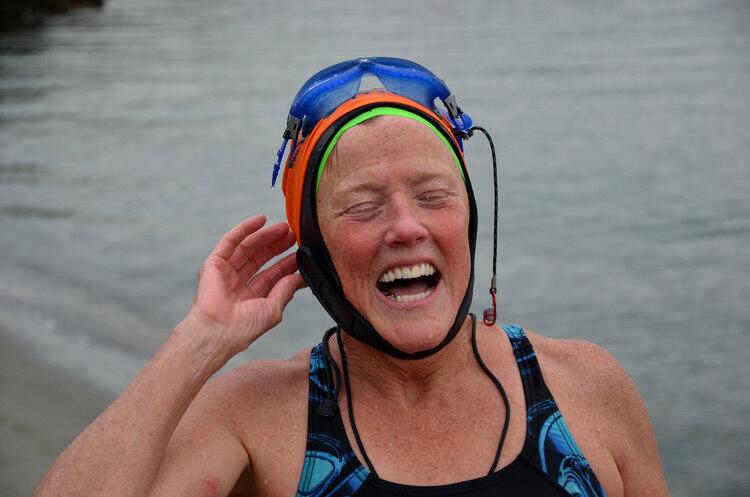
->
xmin=0 ymin=332 xmax=113 ymax=497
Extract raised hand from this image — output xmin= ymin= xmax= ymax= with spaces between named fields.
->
xmin=187 ymin=215 xmax=306 ymax=356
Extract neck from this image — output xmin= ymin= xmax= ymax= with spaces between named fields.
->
xmin=333 ymin=316 xmax=475 ymax=406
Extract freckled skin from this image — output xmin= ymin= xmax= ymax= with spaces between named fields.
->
xmin=30 ymin=114 xmax=671 ymax=497
xmin=316 ymin=115 xmax=472 ymax=353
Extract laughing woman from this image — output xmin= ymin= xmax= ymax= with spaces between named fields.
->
xmin=33 ymin=58 xmax=670 ymax=497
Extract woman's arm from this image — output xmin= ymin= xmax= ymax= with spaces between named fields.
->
xmin=614 ymin=367 xmax=671 ymax=497
xmin=32 ymin=215 xmax=305 ymax=497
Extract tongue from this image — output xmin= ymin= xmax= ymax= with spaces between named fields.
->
xmin=388 ymin=279 xmax=429 ymax=297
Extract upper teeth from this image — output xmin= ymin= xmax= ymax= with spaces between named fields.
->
xmin=378 ymin=263 xmax=436 ymax=283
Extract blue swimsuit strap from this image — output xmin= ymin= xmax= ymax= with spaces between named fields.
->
xmin=501 ymin=325 xmax=608 ymax=497
xmin=297 ymin=344 xmax=369 ymax=497
xmin=297 ymin=331 xmax=607 ymax=497
xmin=501 ymin=325 xmax=553 ymax=407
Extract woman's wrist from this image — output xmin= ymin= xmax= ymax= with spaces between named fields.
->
xmin=170 ymin=313 xmax=239 ymax=376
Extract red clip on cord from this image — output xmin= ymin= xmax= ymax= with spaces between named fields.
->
xmin=483 ymin=290 xmax=497 ymax=326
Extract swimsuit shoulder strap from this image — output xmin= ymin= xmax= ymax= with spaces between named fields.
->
xmin=295 ymin=343 xmax=369 ymax=497
xmin=500 ymin=325 xmax=608 ymax=497
xmin=501 ymin=325 xmax=555 ymax=407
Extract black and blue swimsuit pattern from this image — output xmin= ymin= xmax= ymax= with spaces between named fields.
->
xmin=295 ymin=325 xmax=608 ymax=497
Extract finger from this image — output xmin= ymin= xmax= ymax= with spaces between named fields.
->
xmin=228 ymin=222 xmax=295 ymax=273
xmin=212 ymin=215 xmax=267 ymax=261
xmin=192 ymin=256 xmax=233 ymax=305
xmin=240 ymin=248 xmax=297 ymax=287
xmin=262 ymin=273 xmax=307 ymax=326
xmin=268 ymin=273 xmax=307 ymax=307
xmin=242 ymin=252 xmax=298 ymax=298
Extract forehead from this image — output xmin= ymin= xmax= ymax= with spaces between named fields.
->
xmin=319 ymin=115 xmax=462 ymax=192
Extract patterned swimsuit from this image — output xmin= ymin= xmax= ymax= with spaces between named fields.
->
xmin=295 ymin=325 xmax=608 ymax=497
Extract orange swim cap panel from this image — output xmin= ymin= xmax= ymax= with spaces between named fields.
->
xmin=280 ymin=91 xmax=466 ymax=244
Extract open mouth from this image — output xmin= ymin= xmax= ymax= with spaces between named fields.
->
xmin=376 ymin=262 xmax=441 ymax=303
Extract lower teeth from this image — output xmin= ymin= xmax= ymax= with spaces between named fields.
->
xmin=388 ymin=288 xmax=433 ymax=303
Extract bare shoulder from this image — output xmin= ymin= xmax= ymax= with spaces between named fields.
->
xmin=524 ymin=331 xmax=642 ymax=426
xmin=179 ymin=347 xmax=312 ymax=433
xmin=524 ymin=331 xmax=670 ymax=496
xmin=526 ymin=332 xmax=629 ymax=389
xmin=154 ymin=348 xmax=314 ymax=497
xmin=211 ymin=347 xmax=311 ymax=395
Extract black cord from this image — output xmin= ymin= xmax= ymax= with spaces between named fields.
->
xmin=469 ymin=313 xmax=511 ymax=474
xmin=459 ymin=125 xmax=500 ymax=325
xmin=337 ymin=328 xmax=379 ymax=476
xmin=336 ymin=315 xmax=510 ymax=478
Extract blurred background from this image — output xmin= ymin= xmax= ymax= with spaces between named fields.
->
xmin=1 ymin=1 xmax=748 ymax=496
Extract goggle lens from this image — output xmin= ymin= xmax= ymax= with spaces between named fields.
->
xmin=271 ymin=57 xmax=472 ymax=188
xmin=290 ymin=57 xmax=460 ymax=137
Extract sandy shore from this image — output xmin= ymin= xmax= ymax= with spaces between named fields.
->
xmin=0 ymin=331 xmax=114 ymax=497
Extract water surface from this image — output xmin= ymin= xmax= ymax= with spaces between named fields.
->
xmin=1 ymin=1 xmax=749 ymax=496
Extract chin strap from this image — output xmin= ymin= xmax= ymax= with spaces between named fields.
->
xmin=297 ymin=244 xmax=475 ymax=360
xmin=456 ymin=125 xmax=500 ymax=326
xmin=297 ymin=102 xmax=479 ymax=360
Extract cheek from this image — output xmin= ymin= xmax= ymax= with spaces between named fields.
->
xmin=430 ymin=207 xmax=471 ymax=276
xmin=323 ymin=222 xmax=380 ymax=289
xmin=442 ymin=211 xmax=469 ymax=237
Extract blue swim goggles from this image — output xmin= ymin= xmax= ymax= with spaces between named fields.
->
xmin=271 ymin=57 xmax=474 ymax=188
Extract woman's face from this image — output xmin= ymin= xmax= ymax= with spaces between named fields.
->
xmin=316 ymin=115 xmax=471 ymax=354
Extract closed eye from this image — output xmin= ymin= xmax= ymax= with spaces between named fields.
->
xmin=342 ymin=201 xmax=383 ymax=220
xmin=417 ymin=189 xmax=455 ymax=205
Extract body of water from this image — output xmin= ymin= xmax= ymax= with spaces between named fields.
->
xmin=1 ymin=1 xmax=749 ymax=496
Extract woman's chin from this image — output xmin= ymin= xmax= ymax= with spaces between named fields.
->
xmin=375 ymin=322 xmax=450 ymax=355
xmin=359 ymin=291 xmax=459 ymax=355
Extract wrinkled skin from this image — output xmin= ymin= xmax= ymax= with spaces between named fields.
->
xmin=32 ymin=114 xmax=671 ymax=497
xmin=316 ymin=115 xmax=471 ymax=354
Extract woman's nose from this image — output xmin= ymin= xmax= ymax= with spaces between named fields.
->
xmin=384 ymin=197 xmax=428 ymax=247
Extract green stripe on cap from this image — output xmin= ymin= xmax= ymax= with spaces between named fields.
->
xmin=315 ymin=106 xmax=465 ymax=192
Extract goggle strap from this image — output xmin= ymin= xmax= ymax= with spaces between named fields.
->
xmin=288 ymin=140 xmax=299 ymax=166
xmin=455 ymin=113 xmax=474 ymax=134
xmin=273 ymin=115 xmax=305 ymax=188
xmin=271 ymin=136 xmax=289 ymax=188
